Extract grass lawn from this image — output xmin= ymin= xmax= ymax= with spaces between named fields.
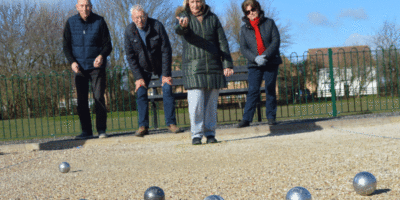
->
xmin=1 ymin=95 xmax=399 ymax=141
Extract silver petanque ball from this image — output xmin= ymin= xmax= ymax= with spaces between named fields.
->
xmin=59 ymin=162 xmax=70 ymax=173
xmin=204 ymin=195 xmax=224 ymax=200
xmin=286 ymin=187 xmax=312 ymax=200
xmin=353 ymin=171 xmax=377 ymax=196
xmin=144 ymin=186 xmax=165 ymax=200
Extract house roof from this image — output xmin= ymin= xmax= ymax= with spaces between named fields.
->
xmin=307 ymin=45 xmax=373 ymax=68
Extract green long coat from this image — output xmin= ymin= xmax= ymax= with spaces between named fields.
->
xmin=175 ymin=5 xmax=233 ymax=89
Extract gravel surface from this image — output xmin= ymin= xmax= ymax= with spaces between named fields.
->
xmin=1 ymin=116 xmax=400 ymax=199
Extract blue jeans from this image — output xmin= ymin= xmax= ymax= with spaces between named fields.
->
xmin=242 ymin=66 xmax=279 ymax=122
xmin=136 ymin=71 xmax=177 ymax=128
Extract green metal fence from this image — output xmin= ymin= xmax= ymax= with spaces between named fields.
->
xmin=1 ymin=47 xmax=399 ymax=140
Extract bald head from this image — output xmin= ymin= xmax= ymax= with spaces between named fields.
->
xmin=76 ymin=0 xmax=92 ymax=21
xmin=77 ymin=0 xmax=92 ymax=5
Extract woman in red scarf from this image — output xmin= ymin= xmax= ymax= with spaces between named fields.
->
xmin=237 ymin=0 xmax=282 ymax=128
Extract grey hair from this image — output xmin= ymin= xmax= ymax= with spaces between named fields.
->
xmin=183 ymin=0 xmax=205 ymax=7
xmin=130 ymin=4 xmax=146 ymax=15
xmin=77 ymin=0 xmax=92 ymax=6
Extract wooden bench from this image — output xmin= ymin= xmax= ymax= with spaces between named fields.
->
xmin=147 ymin=66 xmax=265 ymax=128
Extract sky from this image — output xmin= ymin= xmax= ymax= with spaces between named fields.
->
xmin=186 ymin=0 xmax=399 ymax=55
xmin=2 ymin=0 xmax=399 ymax=55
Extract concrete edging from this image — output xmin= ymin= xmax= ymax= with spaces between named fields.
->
xmin=2 ymin=115 xmax=400 ymax=153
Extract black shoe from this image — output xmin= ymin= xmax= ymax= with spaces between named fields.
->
xmin=206 ymin=136 xmax=218 ymax=144
xmin=192 ymin=138 xmax=202 ymax=145
xmin=75 ymin=133 xmax=93 ymax=140
xmin=237 ymin=120 xmax=250 ymax=128
xmin=268 ymin=119 xmax=277 ymax=125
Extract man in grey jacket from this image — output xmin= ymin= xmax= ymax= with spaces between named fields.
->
xmin=124 ymin=5 xmax=182 ymax=137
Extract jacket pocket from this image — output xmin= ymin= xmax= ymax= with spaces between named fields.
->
xmin=149 ymin=36 xmax=160 ymax=49
xmin=129 ymin=38 xmax=141 ymax=56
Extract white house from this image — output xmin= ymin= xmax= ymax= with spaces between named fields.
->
xmin=317 ymin=67 xmax=377 ymax=98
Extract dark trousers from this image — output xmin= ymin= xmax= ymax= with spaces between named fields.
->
xmin=136 ymin=71 xmax=177 ymax=128
xmin=75 ymin=69 xmax=107 ymax=135
xmin=242 ymin=65 xmax=279 ymax=122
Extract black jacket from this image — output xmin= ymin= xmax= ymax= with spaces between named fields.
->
xmin=240 ymin=12 xmax=282 ymax=68
xmin=124 ymin=18 xmax=172 ymax=80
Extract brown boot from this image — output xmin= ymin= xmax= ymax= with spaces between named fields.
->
xmin=135 ymin=126 xmax=148 ymax=137
xmin=168 ymin=124 xmax=183 ymax=133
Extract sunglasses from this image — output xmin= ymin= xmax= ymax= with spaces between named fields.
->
xmin=245 ymin=8 xmax=257 ymax=15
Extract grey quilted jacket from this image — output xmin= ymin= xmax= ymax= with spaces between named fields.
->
xmin=175 ymin=5 xmax=233 ymax=89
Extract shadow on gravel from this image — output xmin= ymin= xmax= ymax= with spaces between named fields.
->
xmin=102 ymin=126 xmax=192 ymax=137
xmin=268 ymin=121 xmax=324 ymax=136
xmin=35 ymin=117 xmax=335 ymax=150
xmin=371 ymin=189 xmax=391 ymax=195
xmin=39 ymin=139 xmax=87 ymax=151
xmin=223 ymin=121 xmax=324 ymax=142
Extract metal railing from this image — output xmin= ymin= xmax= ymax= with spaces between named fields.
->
xmin=1 ymin=47 xmax=400 ymax=140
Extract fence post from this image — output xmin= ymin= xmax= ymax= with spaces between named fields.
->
xmin=328 ymin=48 xmax=337 ymax=117
xmin=151 ymin=88 xmax=158 ymax=129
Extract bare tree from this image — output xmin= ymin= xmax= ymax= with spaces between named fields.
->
xmin=0 ymin=2 xmax=34 ymax=75
xmin=260 ymin=0 xmax=292 ymax=51
xmin=372 ymin=20 xmax=400 ymax=96
xmin=169 ymin=13 xmax=183 ymax=59
xmin=223 ymin=0 xmax=242 ymax=52
xmin=0 ymin=1 xmax=75 ymax=119
xmin=373 ymin=20 xmax=400 ymax=49
xmin=0 ymin=1 xmax=75 ymax=74
xmin=222 ymin=0 xmax=292 ymax=53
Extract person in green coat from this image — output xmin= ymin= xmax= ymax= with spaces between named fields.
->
xmin=175 ymin=0 xmax=234 ymax=145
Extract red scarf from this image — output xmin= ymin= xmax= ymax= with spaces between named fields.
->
xmin=249 ymin=17 xmax=266 ymax=55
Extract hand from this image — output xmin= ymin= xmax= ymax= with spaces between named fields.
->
xmin=135 ymin=79 xmax=147 ymax=92
xmin=71 ymin=62 xmax=80 ymax=73
xmin=162 ymin=76 xmax=172 ymax=86
xmin=177 ymin=16 xmax=188 ymax=28
xmin=94 ymin=55 xmax=103 ymax=68
xmin=255 ymin=55 xmax=267 ymax=66
xmin=224 ymin=68 xmax=234 ymax=77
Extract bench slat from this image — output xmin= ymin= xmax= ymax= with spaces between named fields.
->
xmin=148 ymin=78 xmax=185 ymax=88
xmin=149 ymin=73 xmax=248 ymax=88
xmin=150 ymin=70 xmax=184 ymax=80
xmin=148 ymin=88 xmax=266 ymax=100
xmin=149 ymin=66 xmax=248 ymax=80
xmin=225 ymin=74 xmax=248 ymax=82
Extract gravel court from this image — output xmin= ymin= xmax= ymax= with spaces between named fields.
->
xmin=1 ymin=118 xmax=400 ymax=199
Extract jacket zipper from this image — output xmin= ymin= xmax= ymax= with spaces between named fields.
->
xmin=200 ymin=18 xmax=208 ymax=73
xmin=83 ymin=20 xmax=87 ymax=68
